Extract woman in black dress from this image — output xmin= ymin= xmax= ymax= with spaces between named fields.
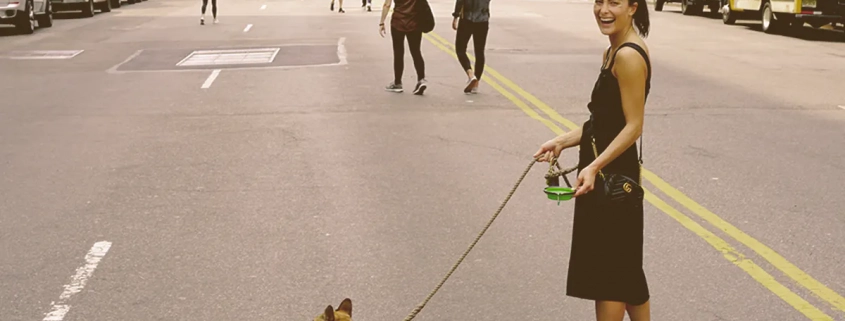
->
xmin=534 ymin=0 xmax=652 ymax=319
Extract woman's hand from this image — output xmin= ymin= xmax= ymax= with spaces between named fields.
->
xmin=533 ymin=137 xmax=564 ymax=163
xmin=574 ymin=165 xmax=598 ymax=197
xmin=379 ymin=23 xmax=386 ymax=37
xmin=452 ymin=18 xmax=459 ymax=30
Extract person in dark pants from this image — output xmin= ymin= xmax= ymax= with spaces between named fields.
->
xmin=379 ymin=0 xmax=427 ymax=95
xmin=452 ymin=0 xmax=490 ymax=94
xmin=200 ymin=0 xmax=218 ymax=25
xmin=330 ymin=0 xmax=345 ymax=13
xmin=362 ymin=0 xmax=371 ymax=11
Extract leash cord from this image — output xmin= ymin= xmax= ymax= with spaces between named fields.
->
xmin=402 ymin=158 xmax=557 ymax=321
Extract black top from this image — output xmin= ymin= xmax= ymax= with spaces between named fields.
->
xmin=451 ymin=0 xmax=491 ymax=22
xmin=578 ymin=42 xmax=651 ymax=176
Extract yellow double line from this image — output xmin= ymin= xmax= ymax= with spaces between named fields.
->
xmin=422 ymin=31 xmax=844 ymax=320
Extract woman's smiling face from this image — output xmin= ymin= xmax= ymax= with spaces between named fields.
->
xmin=594 ymin=0 xmax=637 ymax=36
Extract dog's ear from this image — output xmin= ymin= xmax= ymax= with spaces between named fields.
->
xmin=337 ymin=298 xmax=352 ymax=316
xmin=324 ymin=305 xmax=335 ymax=321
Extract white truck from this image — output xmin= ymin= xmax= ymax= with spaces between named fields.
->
xmin=720 ymin=0 xmax=845 ymax=37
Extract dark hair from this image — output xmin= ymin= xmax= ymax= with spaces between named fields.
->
xmin=631 ymin=0 xmax=650 ymax=37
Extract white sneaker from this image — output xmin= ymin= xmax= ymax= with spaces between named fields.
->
xmin=213 ymin=18 xmax=219 ymax=24
xmin=464 ymin=76 xmax=477 ymax=94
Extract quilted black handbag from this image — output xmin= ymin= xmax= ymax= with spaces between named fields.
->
xmin=590 ymin=133 xmax=644 ymax=205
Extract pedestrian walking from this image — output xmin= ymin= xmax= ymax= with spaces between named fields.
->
xmin=379 ymin=0 xmax=428 ymax=95
xmin=534 ymin=0 xmax=653 ymax=319
xmin=451 ymin=0 xmax=490 ymax=94
xmin=331 ymin=0 xmax=345 ymax=13
xmin=362 ymin=0 xmax=371 ymax=11
xmin=200 ymin=0 xmax=218 ymax=25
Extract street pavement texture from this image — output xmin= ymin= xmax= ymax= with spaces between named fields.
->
xmin=1 ymin=0 xmax=845 ymax=320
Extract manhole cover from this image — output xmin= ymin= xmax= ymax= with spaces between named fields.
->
xmin=1 ymin=50 xmax=84 ymax=59
xmin=176 ymin=48 xmax=280 ymax=67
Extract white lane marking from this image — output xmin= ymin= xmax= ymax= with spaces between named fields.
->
xmin=838 ymin=105 xmax=845 ymax=110
xmin=201 ymin=69 xmax=221 ymax=89
xmin=243 ymin=24 xmax=253 ymax=32
xmin=260 ymin=4 xmax=267 ymax=9
xmin=524 ymin=12 xmax=543 ymax=17
xmin=337 ymin=37 xmax=347 ymax=65
xmin=43 ymin=241 xmax=112 ymax=321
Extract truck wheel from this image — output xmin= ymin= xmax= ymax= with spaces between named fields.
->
xmin=655 ymin=0 xmax=664 ymax=11
xmin=761 ymin=2 xmax=784 ymax=33
xmin=722 ymin=1 xmax=737 ymax=24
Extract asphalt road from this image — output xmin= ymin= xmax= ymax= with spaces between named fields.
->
xmin=1 ymin=0 xmax=845 ymax=320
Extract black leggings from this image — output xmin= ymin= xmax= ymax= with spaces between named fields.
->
xmin=455 ymin=19 xmax=489 ymax=80
xmin=202 ymin=0 xmax=217 ymax=17
xmin=391 ymin=27 xmax=425 ymax=84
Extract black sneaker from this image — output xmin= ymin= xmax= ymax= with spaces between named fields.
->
xmin=413 ymin=79 xmax=427 ymax=95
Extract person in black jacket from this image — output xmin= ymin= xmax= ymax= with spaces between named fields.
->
xmin=452 ymin=0 xmax=490 ymax=94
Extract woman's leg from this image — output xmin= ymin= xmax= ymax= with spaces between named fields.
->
xmin=454 ymin=19 xmax=473 ymax=79
xmin=626 ymin=300 xmax=650 ymax=321
xmin=201 ymin=0 xmax=209 ymax=24
xmin=595 ymin=301 xmax=626 ymax=321
xmin=211 ymin=0 xmax=217 ymax=19
xmin=386 ymin=27 xmax=405 ymax=91
xmin=406 ymin=30 xmax=425 ymax=81
xmin=406 ymin=30 xmax=427 ymax=94
xmin=472 ymin=21 xmax=489 ymax=81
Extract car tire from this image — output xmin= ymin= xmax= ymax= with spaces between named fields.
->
xmin=15 ymin=0 xmax=35 ymax=34
xmin=82 ymin=0 xmax=95 ymax=17
xmin=36 ymin=0 xmax=53 ymax=28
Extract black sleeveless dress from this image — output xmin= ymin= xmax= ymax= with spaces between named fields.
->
xmin=565 ymin=42 xmax=651 ymax=306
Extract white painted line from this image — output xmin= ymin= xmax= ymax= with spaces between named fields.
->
xmin=337 ymin=37 xmax=347 ymax=65
xmin=3 ymin=50 xmax=85 ymax=60
xmin=105 ymin=50 xmax=144 ymax=73
xmin=43 ymin=241 xmax=112 ymax=321
xmin=260 ymin=4 xmax=267 ymax=9
xmin=201 ymin=69 xmax=221 ymax=89
xmin=243 ymin=24 xmax=253 ymax=32
xmin=524 ymin=12 xmax=543 ymax=17
xmin=838 ymin=105 xmax=845 ymax=110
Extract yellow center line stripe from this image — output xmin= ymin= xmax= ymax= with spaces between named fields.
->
xmin=643 ymin=187 xmax=833 ymax=320
xmin=423 ymin=31 xmax=845 ymax=318
xmin=643 ymin=171 xmax=845 ymax=314
xmin=426 ymin=32 xmax=582 ymax=131
xmin=422 ymin=34 xmax=566 ymax=135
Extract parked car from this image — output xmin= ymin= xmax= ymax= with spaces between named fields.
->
xmin=50 ymin=0 xmax=119 ymax=18
xmin=0 ymin=0 xmax=52 ymax=34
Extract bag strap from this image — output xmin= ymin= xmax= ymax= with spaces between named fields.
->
xmin=591 ymin=42 xmax=651 ymax=182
